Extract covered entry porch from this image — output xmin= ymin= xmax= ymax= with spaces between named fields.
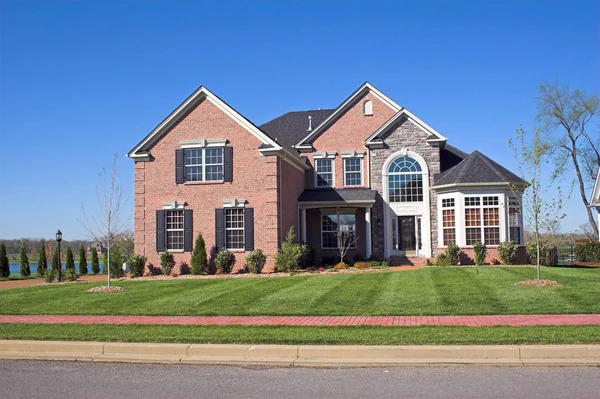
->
xmin=298 ymin=188 xmax=376 ymax=266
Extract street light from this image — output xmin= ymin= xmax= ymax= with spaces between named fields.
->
xmin=56 ymin=230 xmax=62 ymax=282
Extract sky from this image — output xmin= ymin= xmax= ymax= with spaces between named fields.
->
xmin=0 ymin=0 xmax=598 ymax=241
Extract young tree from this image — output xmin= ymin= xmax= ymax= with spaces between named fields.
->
xmin=79 ymin=246 xmax=88 ymax=275
xmin=0 ymin=243 xmax=9 ymax=278
xmin=91 ymin=246 xmax=100 ymax=275
xmin=336 ymin=212 xmax=359 ymax=264
xmin=509 ymin=127 xmax=570 ymax=280
xmin=537 ymin=82 xmax=600 ymax=237
xmin=37 ymin=239 xmax=48 ymax=277
xmin=190 ymin=233 xmax=208 ymax=275
xmin=80 ymin=153 xmax=129 ymax=286
xmin=19 ymin=242 xmax=31 ymax=277
xmin=65 ymin=246 xmax=75 ymax=273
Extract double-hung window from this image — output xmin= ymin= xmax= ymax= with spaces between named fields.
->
xmin=315 ymin=158 xmax=333 ymax=187
xmin=344 ymin=158 xmax=362 ymax=186
xmin=442 ymin=198 xmax=456 ymax=245
xmin=165 ymin=210 xmax=184 ymax=250
xmin=184 ymin=148 xmax=223 ymax=182
xmin=225 ymin=208 xmax=245 ymax=250
xmin=508 ymin=197 xmax=522 ymax=245
xmin=321 ymin=212 xmax=356 ymax=249
xmin=464 ymin=196 xmax=500 ymax=245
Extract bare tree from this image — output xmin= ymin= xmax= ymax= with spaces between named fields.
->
xmin=509 ymin=127 xmax=571 ymax=280
xmin=537 ymin=82 xmax=600 ymax=237
xmin=80 ymin=154 xmax=129 ymax=286
xmin=336 ymin=212 xmax=359 ymax=264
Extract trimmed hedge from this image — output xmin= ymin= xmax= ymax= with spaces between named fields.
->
xmin=574 ymin=241 xmax=600 ymax=263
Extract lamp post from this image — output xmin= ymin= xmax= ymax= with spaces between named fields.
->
xmin=56 ymin=230 xmax=62 ymax=282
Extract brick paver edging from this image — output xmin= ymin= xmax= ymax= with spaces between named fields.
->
xmin=1 ymin=314 xmax=600 ymax=327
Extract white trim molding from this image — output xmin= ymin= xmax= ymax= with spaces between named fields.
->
xmin=341 ymin=150 xmax=366 ymax=158
xmin=162 ymin=201 xmax=186 ymax=210
xmin=180 ymin=138 xmax=227 ymax=149
xmin=222 ymin=199 xmax=246 ymax=208
xmin=313 ymin=151 xmax=337 ymax=159
xmin=365 ymin=109 xmax=447 ymax=148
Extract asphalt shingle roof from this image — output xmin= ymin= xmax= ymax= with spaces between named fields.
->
xmin=260 ymin=109 xmax=334 ymax=151
xmin=434 ymin=151 xmax=525 ymax=187
xmin=440 ymin=144 xmax=469 ymax=172
xmin=298 ymin=188 xmax=377 ymax=203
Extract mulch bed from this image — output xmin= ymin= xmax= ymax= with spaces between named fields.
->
xmin=87 ymin=286 xmax=127 ymax=293
xmin=515 ymin=279 xmax=563 ymax=287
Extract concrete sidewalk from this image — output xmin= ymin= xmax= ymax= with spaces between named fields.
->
xmin=0 ymin=340 xmax=599 ymax=367
xmin=1 ymin=314 xmax=600 ymax=327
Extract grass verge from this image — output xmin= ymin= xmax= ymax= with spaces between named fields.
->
xmin=0 ymin=324 xmax=598 ymax=345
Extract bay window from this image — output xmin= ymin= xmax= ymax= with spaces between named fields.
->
xmin=464 ymin=196 xmax=500 ymax=245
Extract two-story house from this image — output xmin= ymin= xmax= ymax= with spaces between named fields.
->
xmin=128 ymin=82 xmax=527 ymax=270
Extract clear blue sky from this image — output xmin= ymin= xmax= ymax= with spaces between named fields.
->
xmin=1 ymin=0 xmax=598 ymax=241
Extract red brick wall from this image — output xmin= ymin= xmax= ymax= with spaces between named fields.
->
xmin=307 ymin=92 xmax=396 ymax=188
xmin=134 ymin=97 xmax=279 ymax=272
xmin=279 ymin=158 xmax=306 ymax=244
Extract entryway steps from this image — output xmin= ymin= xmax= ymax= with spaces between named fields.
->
xmin=387 ymin=256 xmax=429 ymax=266
xmin=1 ymin=314 xmax=599 ymax=327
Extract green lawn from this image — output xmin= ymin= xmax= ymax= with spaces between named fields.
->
xmin=0 ymin=274 xmax=39 ymax=281
xmin=0 ymin=323 xmax=598 ymax=345
xmin=1 ymin=266 xmax=598 ymax=316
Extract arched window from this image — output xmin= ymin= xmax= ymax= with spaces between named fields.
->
xmin=363 ymin=99 xmax=373 ymax=116
xmin=388 ymin=156 xmax=423 ymax=202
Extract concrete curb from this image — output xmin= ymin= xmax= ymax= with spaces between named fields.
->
xmin=0 ymin=340 xmax=599 ymax=367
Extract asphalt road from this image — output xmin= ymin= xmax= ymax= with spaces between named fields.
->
xmin=1 ymin=360 xmax=599 ymax=399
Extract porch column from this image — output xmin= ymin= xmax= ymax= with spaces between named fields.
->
xmin=300 ymin=208 xmax=307 ymax=243
xmin=365 ymin=207 xmax=372 ymax=258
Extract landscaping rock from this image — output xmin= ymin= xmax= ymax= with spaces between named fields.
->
xmin=515 ymin=279 xmax=563 ymax=287
xmin=87 ymin=286 xmax=127 ymax=293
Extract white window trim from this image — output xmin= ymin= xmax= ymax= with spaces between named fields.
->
xmin=343 ymin=157 xmax=363 ymax=187
xmin=183 ymin=147 xmax=225 ymax=183
xmin=225 ymin=208 xmax=245 ymax=250
xmin=165 ymin=209 xmax=185 ymax=251
xmin=387 ymin=156 xmax=424 ymax=203
xmin=507 ymin=196 xmax=523 ymax=245
xmin=180 ymin=138 xmax=227 ymax=148
xmin=314 ymin=157 xmax=336 ymax=188
xmin=222 ymin=199 xmax=246 ymax=208
xmin=161 ymin=200 xmax=186 ymax=210
xmin=321 ymin=211 xmax=357 ymax=250
xmin=441 ymin=198 xmax=456 ymax=247
xmin=464 ymin=195 xmax=501 ymax=246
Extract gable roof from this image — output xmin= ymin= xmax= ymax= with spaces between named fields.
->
xmin=294 ymin=82 xmax=402 ymax=148
xmin=433 ymin=151 xmax=526 ymax=188
xmin=260 ymin=109 xmax=334 ymax=152
xmin=298 ymin=188 xmax=377 ymax=204
xmin=128 ymin=86 xmax=281 ymax=159
xmin=364 ymin=109 xmax=447 ymax=147
xmin=441 ymin=144 xmax=469 ymax=172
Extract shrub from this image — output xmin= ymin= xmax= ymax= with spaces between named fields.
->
xmin=235 ymin=264 xmax=249 ymax=274
xmin=160 ymin=252 xmax=175 ymax=276
xmin=179 ymin=262 xmax=190 ymax=275
xmin=426 ymin=259 xmax=434 ymax=266
xmin=369 ymin=260 xmax=381 ymax=267
xmin=65 ymin=246 xmax=75 ymax=273
xmin=297 ymin=243 xmax=313 ymax=269
xmin=215 ymin=249 xmax=235 ymax=274
xmin=353 ymin=261 xmax=370 ymax=269
xmin=190 ymin=233 xmax=208 ymax=275
xmin=37 ymin=240 xmax=48 ymax=277
xmin=91 ymin=247 xmax=100 ymax=275
xmin=381 ymin=261 xmax=390 ymax=268
xmin=353 ymin=253 xmax=365 ymax=264
xmin=527 ymin=242 xmax=550 ymax=266
xmin=109 ymin=247 xmax=124 ymax=278
xmin=498 ymin=241 xmax=519 ymax=265
xmin=246 ymin=249 xmax=267 ymax=274
xmin=128 ymin=255 xmax=147 ymax=278
xmin=445 ymin=242 xmax=460 ymax=265
xmin=51 ymin=248 xmax=60 ymax=277
xmin=78 ymin=246 xmax=88 ymax=275
xmin=64 ymin=267 xmax=78 ymax=282
xmin=322 ymin=257 xmax=338 ymax=267
xmin=435 ymin=253 xmax=452 ymax=266
xmin=333 ymin=262 xmax=349 ymax=270
xmin=574 ymin=241 xmax=600 ymax=263
xmin=473 ymin=241 xmax=487 ymax=266
xmin=19 ymin=242 xmax=30 ymax=277
xmin=43 ymin=269 xmax=55 ymax=283
xmin=275 ymin=227 xmax=301 ymax=272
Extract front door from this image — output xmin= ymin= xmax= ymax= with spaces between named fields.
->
xmin=398 ymin=216 xmax=416 ymax=255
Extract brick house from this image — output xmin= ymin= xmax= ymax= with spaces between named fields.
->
xmin=128 ymin=82 xmax=526 ymax=270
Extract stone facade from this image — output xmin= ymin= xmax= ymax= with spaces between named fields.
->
xmin=370 ymin=117 xmax=441 ymax=258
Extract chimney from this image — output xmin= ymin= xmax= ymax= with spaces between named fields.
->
xmin=307 ymin=115 xmax=312 ymax=131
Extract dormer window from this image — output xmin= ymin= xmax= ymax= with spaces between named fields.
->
xmin=363 ymin=99 xmax=373 ymax=116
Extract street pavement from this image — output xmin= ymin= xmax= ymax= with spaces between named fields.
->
xmin=1 ymin=360 xmax=598 ymax=399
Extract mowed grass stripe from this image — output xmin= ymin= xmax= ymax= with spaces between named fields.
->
xmin=1 ymin=267 xmax=598 ymax=316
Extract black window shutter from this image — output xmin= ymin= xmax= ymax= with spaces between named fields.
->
xmin=223 ymin=147 xmax=233 ymax=182
xmin=183 ymin=209 xmax=193 ymax=252
xmin=215 ymin=209 xmax=225 ymax=249
xmin=156 ymin=210 xmax=165 ymax=252
xmin=244 ymin=207 xmax=254 ymax=251
xmin=175 ymin=149 xmax=184 ymax=183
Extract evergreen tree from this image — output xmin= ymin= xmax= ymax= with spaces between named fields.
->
xmin=19 ymin=242 xmax=31 ymax=277
xmin=65 ymin=246 xmax=75 ymax=273
xmin=102 ymin=251 xmax=108 ymax=274
xmin=91 ymin=247 xmax=100 ymax=274
xmin=37 ymin=239 xmax=48 ymax=277
xmin=51 ymin=247 xmax=60 ymax=276
xmin=78 ymin=246 xmax=88 ymax=275
xmin=190 ymin=233 xmax=208 ymax=275
xmin=0 ymin=243 xmax=9 ymax=278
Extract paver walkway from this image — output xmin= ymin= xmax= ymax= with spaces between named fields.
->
xmin=1 ymin=314 xmax=599 ymax=327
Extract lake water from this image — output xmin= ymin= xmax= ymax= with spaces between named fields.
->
xmin=9 ymin=263 xmax=105 ymax=275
